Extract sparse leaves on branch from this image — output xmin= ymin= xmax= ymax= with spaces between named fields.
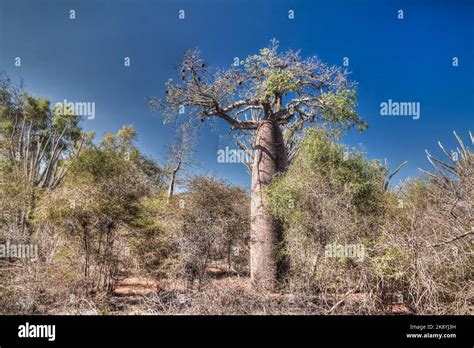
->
xmin=150 ymin=39 xmax=366 ymax=134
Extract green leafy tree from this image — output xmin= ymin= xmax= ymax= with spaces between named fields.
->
xmin=266 ymin=128 xmax=387 ymax=297
xmin=0 ymin=75 xmax=85 ymax=238
xmin=37 ymin=126 xmax=164 ymax=291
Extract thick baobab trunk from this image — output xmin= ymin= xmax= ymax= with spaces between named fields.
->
xmin=250 ymin=119 xmax=287 ymax=290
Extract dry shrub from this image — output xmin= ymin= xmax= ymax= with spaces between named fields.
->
xmin=267 ymin=128 xmax=473 ymax=314
xmin=138 ymin=277 xmax=325 ymax=315
xmin=162 ymin=176 xmax=250 ymax=288
xmin=0 ymin=223 xmax=136 ymax=315
xmin=377 ymin=132 xmax=473 ymax=314
xmin=0 ymin=225 xmax=89 ymax=314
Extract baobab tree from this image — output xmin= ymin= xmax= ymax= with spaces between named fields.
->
xmin=151 ymin=39 xmax=367 ymax=290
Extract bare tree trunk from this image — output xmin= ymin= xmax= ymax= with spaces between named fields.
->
xmin=167 ymin=161 xmax=181 ymax=201
xmin=167 ymin=170 xmax=177 ymax=200
xmin=250 ymin=119 xmax=287 ymax=291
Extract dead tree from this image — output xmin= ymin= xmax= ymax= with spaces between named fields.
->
xmin=165 ymin=122 xmax=196 ymax=200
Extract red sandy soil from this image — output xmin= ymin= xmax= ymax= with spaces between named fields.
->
xmin=114 ymin=276 xmax=158 ymax=296
xmin=112 ymin=263 xmax=413 ymax=314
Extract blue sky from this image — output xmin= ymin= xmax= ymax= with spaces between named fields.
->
xmin=1 ymin=0 xmax=473 ymax=189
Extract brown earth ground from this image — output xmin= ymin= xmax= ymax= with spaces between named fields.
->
xmin=104 ymin=262 xmax=413 ymax=315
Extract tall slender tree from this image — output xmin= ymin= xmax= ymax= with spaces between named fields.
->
xmin=165 ymin=122 xmax=196 ymax=200
xmin=0 ymin=75 xmax=85 ymax=236
xmin=151 ymin=40 xmax=366 ymax=290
